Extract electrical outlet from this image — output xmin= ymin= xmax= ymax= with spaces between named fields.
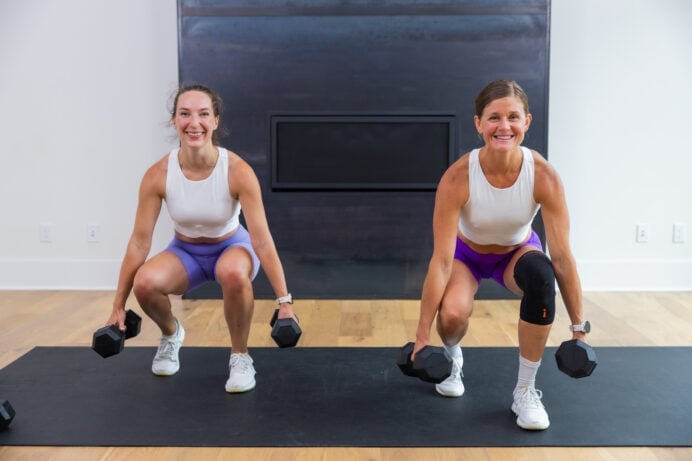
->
xmin=636 ymin=223 xmax=650 ymax=243
xmin=87 ymin=223 xmax=100 ymax=243
xmin=673 ymin=223 xmax=686 ymax=244
xmin=39 ymin=222 xmax=54 ymax=243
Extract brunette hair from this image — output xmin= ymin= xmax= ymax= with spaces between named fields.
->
xmin=474 ymin=80 xmax=529 ymax=118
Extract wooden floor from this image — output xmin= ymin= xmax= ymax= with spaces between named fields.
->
xmin=1 ymin=290 xmax=691 ymax=460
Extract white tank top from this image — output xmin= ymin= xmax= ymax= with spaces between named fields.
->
xmin=458 ymin=147 xmax=540 ymax=246
xmin=165 ymin=147 xmax=240 ymax=238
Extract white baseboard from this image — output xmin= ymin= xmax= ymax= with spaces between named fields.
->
xmin=1 ymin=258 xmax=690 ymax=291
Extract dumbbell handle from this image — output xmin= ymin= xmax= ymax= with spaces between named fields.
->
xmin=123 ymin=309 xmax=142 ymax=338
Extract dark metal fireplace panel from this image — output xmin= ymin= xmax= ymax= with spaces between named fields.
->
xmin=178 ymin=0 xmax=550 ymax=299
xmin=271 ymin=115 xmax=456 ymax=191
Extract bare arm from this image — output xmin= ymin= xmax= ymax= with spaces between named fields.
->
xmin=414 ymin=158 xmax=469 ymax=352
xmin=533 ymin=153 xmax=585 ymax=339
xmin=229 ymin=154 xmax=294 ymax=318
xmin=109 ymin=157 xmax=166 ymax=329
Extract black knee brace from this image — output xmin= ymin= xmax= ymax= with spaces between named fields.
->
xmin=513 ymin=251 xmax=555 ymax=325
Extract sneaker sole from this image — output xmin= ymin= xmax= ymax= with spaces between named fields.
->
xmin=435 ymin=384 xmax=465 ymax=398
xmin=511 ymin=405 xmax=550 ymax=430
xmin=152 ymin=367 xmax=180 ymax=377
xmin=225 ymin=380 xmax=256 ymax=393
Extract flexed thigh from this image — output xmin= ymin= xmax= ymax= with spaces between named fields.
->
xmin=439 ymin=260 xmax=478 ymax=322
xmin=214 ymin=246 xmax=254 ymax=290
xmin=134 ymin=251 xmax=189 ymax=296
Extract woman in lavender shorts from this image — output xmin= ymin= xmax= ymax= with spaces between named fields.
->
xmin=100 ymin=85 xmax=295 ymax=394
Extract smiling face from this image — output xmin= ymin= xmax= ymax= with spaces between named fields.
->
xmin=172 ymin=90 xmax=219 ymax=148
xmin=474 ymin=96 xmax=532 ymax=153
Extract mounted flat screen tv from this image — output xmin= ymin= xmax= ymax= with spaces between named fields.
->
xmin=271 ymin=115 xmax=456 ymax=191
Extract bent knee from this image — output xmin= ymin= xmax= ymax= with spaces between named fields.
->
xmin=514 ymin=251 xmax=556 ymax=325
xmin=438 ymin=298 xmax=473 ymax=329
xmin=215 ymin=266 xmax=251 ymax=293
xmin=133 ymin=268 xmax=166 ymax=299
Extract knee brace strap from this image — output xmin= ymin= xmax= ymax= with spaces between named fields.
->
xmin=514 ymin=251 xmax=555 ymax=325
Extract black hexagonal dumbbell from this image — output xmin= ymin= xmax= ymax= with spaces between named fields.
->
xmin=396 ymin=342 xmax=453 ymax=384
xmin=269 ymin=309 xmax=301 ymax=348
xmin=555 ymin=338 xmax=598 ymax=378
xmin=92 ymin=309 xmax=142 ymax=358
xmin=1 ymin=399 xmax=15 ymax=431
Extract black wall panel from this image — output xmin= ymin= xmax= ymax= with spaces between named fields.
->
xmin=178 ymin=0 xmax=550 ymax=299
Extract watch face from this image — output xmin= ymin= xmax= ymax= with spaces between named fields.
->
xmin=583 ymin=320 xmax=591 ymax=333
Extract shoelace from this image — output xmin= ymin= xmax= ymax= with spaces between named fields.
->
xmin=515 ymin=387 xmax=544 ymax=409
xmin=157 ymin=338 xmax=178 ymax=360
xmin=230 ymin=354 xmax=253 ymax=373
xmin=451 ymin=358 xmax=464 ymax=379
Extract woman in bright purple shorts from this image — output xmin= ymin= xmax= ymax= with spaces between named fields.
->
xmin=411 ymin=80 xmax=588 ymax=431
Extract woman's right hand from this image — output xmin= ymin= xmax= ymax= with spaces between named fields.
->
xmin=412 ymin=336 xmax=431 ymax=362
xmin=106 ymin=308 xmax=127 ymax=333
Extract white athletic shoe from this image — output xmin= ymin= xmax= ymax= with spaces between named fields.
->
xmin=512 ymin=387 xmax=550 ymax=430
xmin=225 ymin=353 xmax=256 ymax=393
xmin=435 ymin=356 xmax=465 ymax=397
xmin=151 ymin=319 xmax=185 ymax=376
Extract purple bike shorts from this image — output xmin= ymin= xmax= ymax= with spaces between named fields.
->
xmin=165 ymin=225 xmax=260 ymax=290
xmin=454 ymin=230 xmax=543 ymax=288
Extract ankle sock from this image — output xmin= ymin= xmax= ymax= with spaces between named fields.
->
xmin=515 ymin=355 xmax=540 ymax=392
xmin=444 ymin=343 xmax=463 ymax=363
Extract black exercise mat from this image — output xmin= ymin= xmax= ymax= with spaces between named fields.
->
xmin=0 ymin=346 xmax=690 ymax=447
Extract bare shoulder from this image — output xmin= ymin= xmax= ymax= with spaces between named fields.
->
xmin=151 ymin=153 xmax=170 ymax=173
xmin=437 ymin=151 xmax=470 ymax=203
xmin=141 ymin=153 xmax=169 ymax=196
xmin=530 ymin=149 xmax=564 ymax=201
xmin=226 ymin=149 xmax=260 ymax=195
xmin=227 ymin=149 xmax=255 ymax=178
xmin=442 ymin=151 xmax=470 ymax=185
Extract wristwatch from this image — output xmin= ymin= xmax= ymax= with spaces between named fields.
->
xmin=276 ymin=294 xmax=293 ymax=305
xmin=569 ymin=320 xmax=591 ymax=333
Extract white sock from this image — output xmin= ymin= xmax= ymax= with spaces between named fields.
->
xmin=515 ymin=355 xmax=541 ymax=392
xmin=444 ymin=344 xmax=463 ymax=362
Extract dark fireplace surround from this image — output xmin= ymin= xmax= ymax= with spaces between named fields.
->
xmin=178 ymin=0 xmax=550 ymax=299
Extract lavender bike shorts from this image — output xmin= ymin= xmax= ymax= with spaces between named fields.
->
xmin=165 ymin=225 xmax=260 ymax=291
xmin=454 ymin=230 xmax=543 ymax=288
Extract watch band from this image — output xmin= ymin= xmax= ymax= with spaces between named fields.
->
xmin=569 ymin=320 xmax=590 ymax=333
xmin=276 ymin=294 xmax=293 ymax=305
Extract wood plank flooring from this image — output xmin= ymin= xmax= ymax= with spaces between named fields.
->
xmin=1 ymin=290 xmax=691 ymax=460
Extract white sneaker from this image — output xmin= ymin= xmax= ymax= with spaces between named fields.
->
xmin=225 ymin=353 xmax=256 ymax=393
xmin=435 ymin=356 xmax=465 ymax=397
xmin=151 ymin=319 xmax=185 ymax=376
xmin=512 ymin=387 xmax=550 ymax=430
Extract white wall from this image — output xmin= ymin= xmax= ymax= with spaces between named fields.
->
xmin=549 ymin=0 xmax=692 ymax=289
xmin=0 ymin=0 xmax=690 ymax=291
xmin=0 ymin=0 xmax=178 ymax=288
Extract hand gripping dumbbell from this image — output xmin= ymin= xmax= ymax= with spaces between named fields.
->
xmin=269 ymin=309 xmax=301 ymax=348
xmin=554 ymin=320 xmax=598 ymax=378
xmin=555 ymin=339 xmax=598 ymax=378
xmin=92 ymin=309 xmax=142 ymax=358
xmin=396 ymin=342 xmax=453 ymax=384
